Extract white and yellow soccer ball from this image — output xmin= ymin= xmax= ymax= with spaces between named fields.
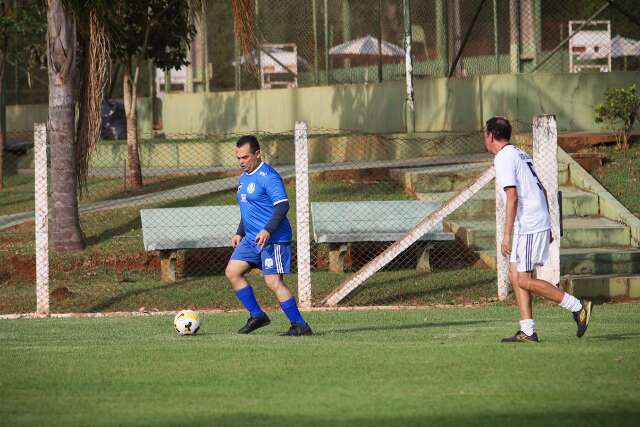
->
xmin=174 ymin=310 xmax=201 ymax=336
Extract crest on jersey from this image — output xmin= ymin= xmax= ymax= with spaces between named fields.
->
xmin=247 ymin=182 xmax=256 ymax=194
xmin=264 ymin=258 xmax=273 ymax=268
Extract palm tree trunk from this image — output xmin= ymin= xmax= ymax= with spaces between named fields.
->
xmin=47 ymin=0 xmax=85 ymax=251
xmin=123 ymin=64 xmax=142 ymax=189
xmin=0 ymin=53 xmax=5 ymax=191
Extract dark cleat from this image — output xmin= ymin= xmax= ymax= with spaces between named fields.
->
xmin=238 ymin=313 xmax=271 ymax=334
xmin=573 ymin=299 xmax=592 ymax=338
xmin=501 ymin=330 xmax=539 ymax=343
xmin=280 ymin=322 xmax=313 ymax=337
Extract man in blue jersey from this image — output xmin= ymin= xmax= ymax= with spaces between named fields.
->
xmin=225 ymin=135 xmax=312 ymax=336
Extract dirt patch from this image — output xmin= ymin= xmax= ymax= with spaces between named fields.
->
xmin=51 ymin=286 xmax=73 ymax=301
xmin=0 ymin=255 xmax=36 ymax=281
xmin=83 ymin=252 xmax=160 ymax=273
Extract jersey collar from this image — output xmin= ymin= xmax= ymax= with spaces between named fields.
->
xmin=246 ymin=162 xmax=264 ymax=176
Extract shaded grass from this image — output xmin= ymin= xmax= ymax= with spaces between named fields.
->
xmin=588 ymin=143 xmax=640 ymax=217
xmin=0 ymin=266 xmax=496 ymax=314
xmin=0 ymin=304 xmax=639 ymax=427
xmin=0 ymin=173 xmax=226 ymax=216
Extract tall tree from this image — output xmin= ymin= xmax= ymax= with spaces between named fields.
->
xmin=104 ymin=0 xmax=202 ymax=189
xmin=0 ymin=0 xmax=45 ymax=190
xmin=47 ymin=0 xmax=85 ymax=250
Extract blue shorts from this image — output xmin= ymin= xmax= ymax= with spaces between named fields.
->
xmin=230 ymin=237 xmax=291 ymax=275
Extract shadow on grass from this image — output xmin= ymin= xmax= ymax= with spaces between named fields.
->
xmin=148 ymin=410 xmax=640 ymax=427
xmin=85 ymin=215 xmax=142 ymax=246
xmin=87 ymin=282 xmax=176 ymax=312
xmin=587 ymin=332 xmax=640 ymax=341
xmin=345 ymin=270 xmax=494 ymax=306
xmin=323 ymin=319 xmax=492 ymax=335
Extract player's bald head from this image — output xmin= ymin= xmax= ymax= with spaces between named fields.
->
xmin=485 ymin=116 xmax=512 ymax=142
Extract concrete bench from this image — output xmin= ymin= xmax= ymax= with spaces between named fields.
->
xmin=140 ymin=206 xmax=239 ymax=282
xmin=311 ymin=200 xmax=455 ymax=273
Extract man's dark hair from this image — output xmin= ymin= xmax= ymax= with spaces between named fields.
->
xmin=236 ymin=135 xmax=260 ymax=153
xmin=485 ymin=116 xmax=512 ymax=141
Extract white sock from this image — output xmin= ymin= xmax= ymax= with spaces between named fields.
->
xmin=560 ymin=292 xmax=583 ymax=313
xmin=519 ymin=319 xmax=536 ymax=336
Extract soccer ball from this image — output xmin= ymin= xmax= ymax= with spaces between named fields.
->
xmin=174 ymin=310 xmax=201 ymax=336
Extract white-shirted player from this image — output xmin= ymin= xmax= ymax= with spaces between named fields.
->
xmin=484 ymin=117 xmax=592 ymax=343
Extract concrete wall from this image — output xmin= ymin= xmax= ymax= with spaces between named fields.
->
xmin=6 ymin=98 xmax=153 ymax=135
xmin=7 ymin=72 xmax=640 ymax=135
xmin=161 ymin=71 xmax=640 ymax=135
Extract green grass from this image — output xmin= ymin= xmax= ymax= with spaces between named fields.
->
xmin=0 ymin=173 xmax=226 ymax=217
xmin=588 ymin=143 xmax=640 ymax=217
xmin=0 ymin=266 xmax=496 ymax=314
xmin=1 ymin=304 xmax=638 ymax=427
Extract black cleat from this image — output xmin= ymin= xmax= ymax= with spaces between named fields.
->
xmin=573 ymin=299 xmax=592 ymax=338
xmin=280 ymin=322 xmax=313 ymax=336
xmin=501 ymin=330 xmax=539 ymax=343
xmin=238 ymin=313 xmax=271 ymax=334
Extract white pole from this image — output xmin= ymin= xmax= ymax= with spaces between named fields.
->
xmin=34 ymin=123 xmax=50 ymax=316
xmin=495 ymin=175 xmax=509 ymax=300
xmin=294 ymin=121 xmax=312 ymax=308
xmin=533 ymin=115 xmax=560 ymax=285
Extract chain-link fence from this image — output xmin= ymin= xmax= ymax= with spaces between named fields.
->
xmin=200 ymin=0 xmax=640 ymax=92
xmin=2 ymin=122 xmax=518 ymax=314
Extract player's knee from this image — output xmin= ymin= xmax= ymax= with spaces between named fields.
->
xmin=508 ymin=270 xmax=518 ymax=287
xmin=224 ymin=265 xmax=242 ymax=282
xmin=518 ymin=276 xmax=533 ymax=291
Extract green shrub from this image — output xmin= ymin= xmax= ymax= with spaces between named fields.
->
xmin=594 ymin=84 xmax=639 ymax=149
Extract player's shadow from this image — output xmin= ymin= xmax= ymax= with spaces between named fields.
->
xmin=321 ymin=319 xmax=491 ymax=335
xmin=587 ymin=332 xmax=640 ymax=341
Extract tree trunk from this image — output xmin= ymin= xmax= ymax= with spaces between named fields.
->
xmin=123 ymin=64 xmax=143 ymax=189
xmin=0 ymin=55 xmax=5 ymax=191
xmin=47 ymin=0 xmax=85 ymax=251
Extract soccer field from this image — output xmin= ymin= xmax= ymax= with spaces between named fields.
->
xmin=1 ymin=303 xmax=639 ymax=427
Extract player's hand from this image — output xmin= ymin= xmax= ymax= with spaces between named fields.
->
xmin=501 ymin=235 xmax=512 ymax=257
xmin=231 ymin=234 xmax=242 ymax=248
xmin=255 ymin=229 xmax=270 ymax=249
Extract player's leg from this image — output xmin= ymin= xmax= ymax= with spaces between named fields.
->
xmin=516 ymin=230 xmax=593 ymax=338
xmin=261 ymin=243 xmax=312 ymax=336
xmin=502 ymin=258 xmax=538 ymax=343
xmin=226 ymin=239 xmax=271 ymax=334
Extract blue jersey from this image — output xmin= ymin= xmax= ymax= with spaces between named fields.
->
xmin=237 ymin=162 xmax=292 ymax=243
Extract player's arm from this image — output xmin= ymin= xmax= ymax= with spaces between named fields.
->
xmin=502 ymin=186 xmax=517 ymax=257
xmin=255 ymin=201 xmax=289 ymax=248
xmin=232 ymin=221 xmax=245 ymax=247
xmin=256 ymin=173 xmax=290 ymax=248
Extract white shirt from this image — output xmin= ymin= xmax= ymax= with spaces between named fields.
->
xmin=494 ymin=145 xmax=551 ymax=235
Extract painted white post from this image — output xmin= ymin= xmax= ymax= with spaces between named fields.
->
xmin=495 ymin=175 xmax=509 ymax=300
xmin=34 ymin=123 xmax=50 ymax=316
xmin=294 ymin=121 xmax=312 ymax=308
xmin=533 ymin=115 xmax=560 ymax=285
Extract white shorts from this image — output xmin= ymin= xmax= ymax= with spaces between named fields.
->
xmin=510 ymin=230 xmax=551 ymax=273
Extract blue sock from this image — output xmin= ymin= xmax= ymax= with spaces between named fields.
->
xmin=280 ymin=297 xmax=306 ymax=326
xmin=235 ymin=286 xmax=264 ymax=318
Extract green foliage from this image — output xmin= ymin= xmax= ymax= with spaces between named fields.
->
xmin=102 ymin=0 xmax=200 ymax=71
xmin=594 ymin=84 xmax=640 ymax=149
xmin=0 ymin=1 xmax=46 ymax=79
